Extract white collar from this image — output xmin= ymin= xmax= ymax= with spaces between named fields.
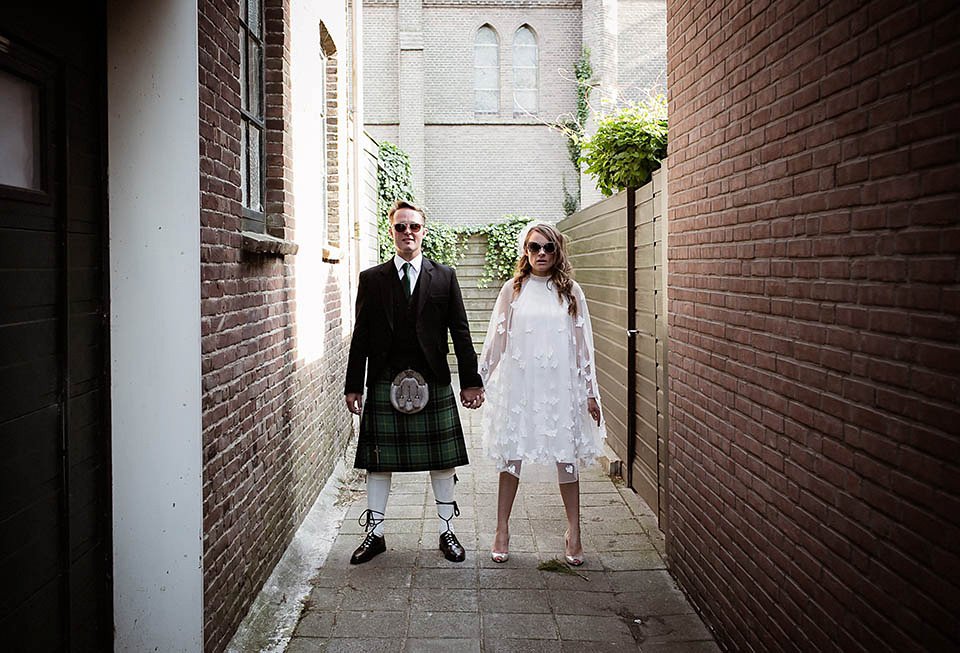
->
xmin=394 ymin=253 xmax=423 ymax=273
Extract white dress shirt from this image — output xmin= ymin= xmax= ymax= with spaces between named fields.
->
xmin=393 ymin=253 xmax=423 ymax=294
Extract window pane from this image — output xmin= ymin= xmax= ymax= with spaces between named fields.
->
xmin=475 ymin=90 xmax=498 ymax=113
xmin=247 ymin=0 xmax=261 ymax=36
xmin=513 ymin=27 xmax=538 ymax=114
xmin=515 ymin=44 xmax=537 ymax=62
xmin=0 ymin=70 xmax=41 ymax=190
xmin=514 ymin=67 xmax=537 ymax=89
xmin=514 ymin=91 xmax=537 ymax=113
xmin=476 ymin=26 xmax=497 ymax=46
xmin=474 ymin=27 xmax=499 ymax=113
xmin=475 ymin=66 xmax=497 ymax=89
xmin=248 ymin=125 xmax=261 ymax=211
xmin=240 ymin=30 xmax=248 ymax=109
xmin=248 ymin=40 xmax=262 ymax=118
xmin=475 ymin=44 xmax=497 ymax=68
xmin=241 ymin=121 xmax=249 ymax=207
xmin=514 ymin=27 xmax=535 ymax=47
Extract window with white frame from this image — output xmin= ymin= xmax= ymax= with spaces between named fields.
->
xmin=474 ymin=25 xmax=499 ymax=114
xmin=513 ymin=25 xmax=538 ymax=115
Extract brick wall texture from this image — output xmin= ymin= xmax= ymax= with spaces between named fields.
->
xmin=666 ymin=1 xmax=959 ymax=651
xmin=198 ymin=1 xmax=354 ymax=651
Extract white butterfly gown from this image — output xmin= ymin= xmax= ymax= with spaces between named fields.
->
xmin=479 ymin=274 xmax=606 ymax=470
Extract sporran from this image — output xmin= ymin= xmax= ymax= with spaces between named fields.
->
xmin=390 ymin=369 xmax=429 ymax=414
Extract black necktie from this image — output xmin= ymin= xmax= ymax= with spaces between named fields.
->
xmin=401 ymin=262 xmax=411 ymax=299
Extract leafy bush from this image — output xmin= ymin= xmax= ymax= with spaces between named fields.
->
xmin=422 ymin=221 xmax=470 ymax=267
xmin=375 ymin=142 xmax=532 ymax=276
xmin=376 ymin=142 xmax=416 ymax=262
xmin=474 ymin=216 xmax=533 ymax=288
xmin=580 ymin=94 xmax=667 ymax=196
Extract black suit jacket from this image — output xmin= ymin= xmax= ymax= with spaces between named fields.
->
xmin=345 ymin=258 xmax=482 ymax=393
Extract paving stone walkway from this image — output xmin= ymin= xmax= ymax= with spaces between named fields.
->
xmin=285 ymin=403 xmax=719 ymax=652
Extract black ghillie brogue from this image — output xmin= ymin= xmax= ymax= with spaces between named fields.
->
xmin=350 ymin=531 xmax=386 ymax=565
xmin=439 ymin=530 xmax=466 ymax=562
xmin=435 ymin=499 xmax=465 ymax=562
xmin=350 ymin=509 xmax=386 ymax=565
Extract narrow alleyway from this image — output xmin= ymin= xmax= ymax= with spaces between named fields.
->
xmin=275 ymin=396 xmax=718 ymax=652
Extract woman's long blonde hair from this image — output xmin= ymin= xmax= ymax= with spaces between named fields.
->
xmin=512 ymin=223 xmax=578 ymax=317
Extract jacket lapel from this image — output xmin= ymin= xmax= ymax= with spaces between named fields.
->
xmin=378 ymin=260 xmax=396 ymax=332
xmin=415 ymin=258 xmax=433 ymax=317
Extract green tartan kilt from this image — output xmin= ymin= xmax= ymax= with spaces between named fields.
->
xmin=354 ymin=374 xmax=469 ymax=472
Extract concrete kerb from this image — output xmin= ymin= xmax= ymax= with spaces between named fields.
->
xmin=226 ymin=457 xmax=358 ymax=653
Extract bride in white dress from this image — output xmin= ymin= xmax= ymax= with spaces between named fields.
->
xmin=479 ymin=221 xmax=605 ymax=565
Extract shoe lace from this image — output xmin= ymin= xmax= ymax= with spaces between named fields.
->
xmin=440 ymin=530 xmax=459 ymax=547
xmin=435 ymin=500 xmax=460 ymax=534
xmin=360 ymin=531 xmax=381 ymax=548
xmin=358 ymin=509 xmax=384 ymax=533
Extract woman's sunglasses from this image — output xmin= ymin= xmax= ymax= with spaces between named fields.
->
xmin=393 ymin=222 xmax=423 ymax=233
xmin=525 ymin=241 xmax=556 ymax=254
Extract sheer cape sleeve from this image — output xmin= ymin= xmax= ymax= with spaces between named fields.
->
xmin=572 ymin=281 xmax=600 ymax=400
xmin=479 ymin=280 xmax=516 ymax=386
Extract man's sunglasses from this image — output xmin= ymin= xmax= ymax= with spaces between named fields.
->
xmin=393 ymin=222 xmax=423 ymax=233
xmin=525 ymin=241 xmax=556 ymax=254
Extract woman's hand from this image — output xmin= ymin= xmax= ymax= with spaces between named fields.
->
xmin=587 ymin=397 xmax=601 ymax=426
xmin=461 ymin=386 xmax=485 ymax=409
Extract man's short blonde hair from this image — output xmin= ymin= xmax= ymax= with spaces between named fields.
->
xmin=388 ymin=200 xmax=426 ymax=223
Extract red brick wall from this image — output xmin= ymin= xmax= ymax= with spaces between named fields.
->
xmin=198 ymin=1 xmax=353 ymax=651
xmin=666 ymin=1 xmax=959 ymax=651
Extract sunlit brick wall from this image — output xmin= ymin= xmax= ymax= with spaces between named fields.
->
xmin=665 ymin=0 xmax=959 ymax=650
xmin=198 ymin=0 xmax=354 ymax=650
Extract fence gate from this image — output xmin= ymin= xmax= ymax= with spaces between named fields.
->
xmin=560 ymin=170 xmax=668 ymax=527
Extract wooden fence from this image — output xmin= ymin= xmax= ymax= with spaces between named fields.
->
xmin=558 ymin=168 xmax=669 ymax=527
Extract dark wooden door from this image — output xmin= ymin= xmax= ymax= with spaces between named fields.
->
xmin=0 ymin=4 xmax=111 ymax=650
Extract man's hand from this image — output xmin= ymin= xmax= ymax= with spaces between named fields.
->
xmin=345 ymin=392 xmax=364 ymax=415
xmin=460 ymin=386 xmax=484 ymax=409
xmin=587 ymin=397 xmax=601 ymax=426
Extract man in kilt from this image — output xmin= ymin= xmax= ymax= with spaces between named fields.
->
xmin=345 ymin=200 xmax=485 ymax=564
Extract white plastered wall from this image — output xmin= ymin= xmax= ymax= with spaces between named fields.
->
xmin=290 ymin=0 xmax=353 ymax=363
xmin=107 ymin=0 xmax=203 ymax=650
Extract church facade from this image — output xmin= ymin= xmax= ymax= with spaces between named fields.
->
xmin=362 ymin=0 xmax=667 ymax=225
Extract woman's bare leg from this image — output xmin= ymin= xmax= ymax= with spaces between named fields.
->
xmin=559 ymin=479 xmax=583 ymax=559
xmin=494 ymin=470 xmax=520 ymax=553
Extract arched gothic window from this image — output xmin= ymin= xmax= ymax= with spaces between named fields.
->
xmin=474 ymin=25 xmax=499 ymax=113
xmin=512 ymin=26 xmax=538 ymax=115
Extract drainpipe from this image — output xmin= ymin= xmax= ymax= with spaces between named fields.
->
xmin=350 ymin=0 xmax=363 ymax=289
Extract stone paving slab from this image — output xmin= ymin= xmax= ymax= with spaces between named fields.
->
xmin=280 ymin=400 xmax=717 ymax=652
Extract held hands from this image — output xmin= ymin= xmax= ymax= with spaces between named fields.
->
xmin=460 ymin=386 xmax=484 ymax=409
xmin=587 ymin=397 xmax=601 ymax=426
xmin=345 ymin=392 xmax=364 ymax=415
xmin=347 ymin=388 xmax=483 ymax=413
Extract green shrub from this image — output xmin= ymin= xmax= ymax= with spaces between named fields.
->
xmin=376 ymin=142 xmax=415 ymax=262
xmin=474 ymin=216 xmax=533 ymax=288
xmin=580 ymin=94 xmax=667 ymax=196
xmin=422 ymin=221 xmax=470 ymax=268
xmin=375 ymin=143 xmax=532 ymax=276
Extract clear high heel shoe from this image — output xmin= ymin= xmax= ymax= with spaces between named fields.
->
xmin=491 ymin=531 xmax=509 ymax=563
xmin=564 ymin=530 xmax=584 ymax=566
